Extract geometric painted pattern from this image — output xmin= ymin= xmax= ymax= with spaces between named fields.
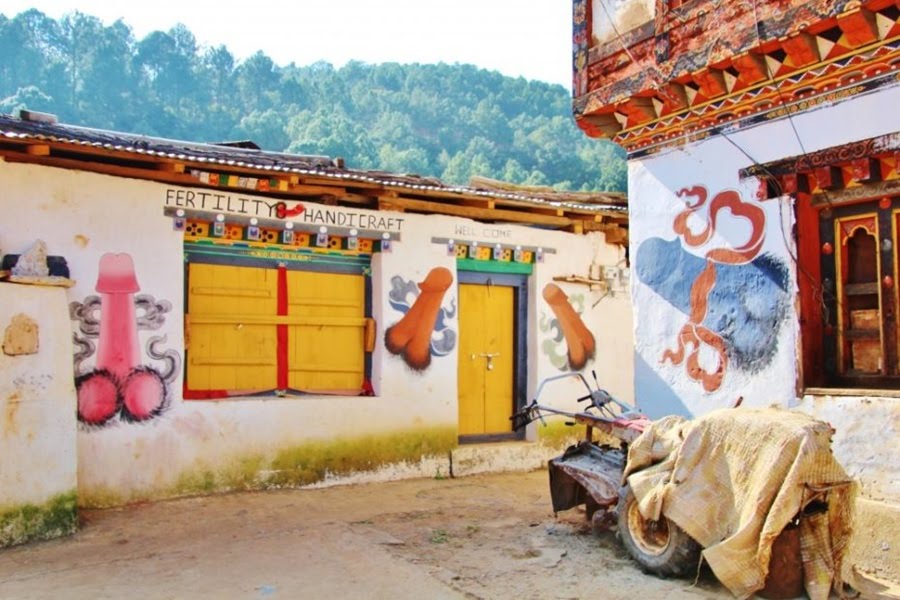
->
xmin=574 ymin=0 xmax=900 ymax=156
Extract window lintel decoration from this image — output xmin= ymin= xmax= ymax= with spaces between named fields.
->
xmin=164 ymin=207 xmax=400 ymax=242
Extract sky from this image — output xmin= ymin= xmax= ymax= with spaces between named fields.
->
xmin=2 ymin=0 xmax=574 ymax=87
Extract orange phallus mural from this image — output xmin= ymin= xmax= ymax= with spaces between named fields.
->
xmin=542 ymin=283 xmax=596 ymax=371
xmin=385 ymin=267 xmax=454 ymax=371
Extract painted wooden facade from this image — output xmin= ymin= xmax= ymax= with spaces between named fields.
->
xmin=576 ymin=0 xmax=900 ymax=583
xmin=0 ymin=112 xmax=633 ymax=529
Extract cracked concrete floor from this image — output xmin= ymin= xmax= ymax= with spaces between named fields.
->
xmin=0 ymin=470 xmax=889 ymax=600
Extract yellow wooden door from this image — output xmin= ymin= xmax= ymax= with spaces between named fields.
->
xmin=458 ymin=283 xmax=514 ymax=436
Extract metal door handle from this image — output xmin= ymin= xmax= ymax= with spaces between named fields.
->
xmin=479 ymin=352 xmax=500 ymax=371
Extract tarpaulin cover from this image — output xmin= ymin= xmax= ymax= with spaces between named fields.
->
xmin=624 ymin=408 xmax=852 ymax=599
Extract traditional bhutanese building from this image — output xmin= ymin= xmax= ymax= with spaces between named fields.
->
xmin=574 ymin=0 xmax=900 ymax=585
xmin=0 ymin=111 xmax=632 ymax=546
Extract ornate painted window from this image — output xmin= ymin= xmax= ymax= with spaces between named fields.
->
xmin=746 ymin=133 xmax=900 ymax=390
xmin=181 ymin=219 xmax=376 ymax=398
xmin=820 ymin=203 xmax=899 ymax=386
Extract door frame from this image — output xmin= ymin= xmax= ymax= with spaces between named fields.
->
xmin=457 ymin=271 xmax=529 ymax=442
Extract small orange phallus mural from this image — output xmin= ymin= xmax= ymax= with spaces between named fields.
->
xmin=543 ymin=283 xmax=596 ymax=371
xmin=385 ymin=267 xmax=454 ymax=371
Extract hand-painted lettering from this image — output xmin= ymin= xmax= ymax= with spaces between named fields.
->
xmin=163 ymin=189 xmax=405 ymax=231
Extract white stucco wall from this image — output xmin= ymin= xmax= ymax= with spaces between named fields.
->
xmin=795 ymin=394 xmax=899 ymax=501
xmin=0 ymin=159 xmax=633 ymax=504
xmin=0 ymin=285 xmax=77 ymax=508
xmin=627 ymin=84 xmax=900 ymax=501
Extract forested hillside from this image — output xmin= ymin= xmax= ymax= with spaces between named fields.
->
xmin=0 ymin=9 xmax=626 ymax=191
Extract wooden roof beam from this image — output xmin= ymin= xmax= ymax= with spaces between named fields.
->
xmin=693 ymin=70 xmax=728 ymax=100
xmin=459 ymin=198 xmax=496 ymax=210
xmin=837 ymin=8 xmax=879 ymax=47
xmin=289 ymin=183 xmax=348 ymax=197
xmin=578 ymin=113 xmax=623 ymax=137
xmin=157 ymin=161 xmax=185 ymax=174
xmin=381 ymin=196 xmax=574 ymax=227
xmin=378 ymin=198 xmax=406 ymax=212
xmin=732 ymin=53 xmax=769 ymax=86
xmin=25 ymin=144 xmax=50 ymax=156
xmin=336 ymin=191 xmax=378 ymax=206
xmin=782 ymin=33 xmax=821 ymax=68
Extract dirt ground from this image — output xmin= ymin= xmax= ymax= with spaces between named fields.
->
xmin=0 ymin=470 xmax=894 ymax=600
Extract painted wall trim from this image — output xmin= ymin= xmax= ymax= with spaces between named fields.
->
xmin=457 ymin=258 xmax=534 ymax=275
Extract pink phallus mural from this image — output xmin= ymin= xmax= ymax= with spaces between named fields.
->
xmin=70 ymin=253 xmax=180 ymax=426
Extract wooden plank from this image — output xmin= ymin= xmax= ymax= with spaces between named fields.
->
xmin=812 ymin=179 xmax=900 ymax=207
xmin=190 ymin=314 xmax=367 ymax=327
xmin=25 ymin=144 xmax=50 ymax=156
xmin=191 ymin=286 xmax=272 ymax=299
xmin=0 ymin=151 xmax=354 ymax=205
xmin=604 ymin=227 xmax=629 ymax=245
xmin=581 ymin=221 xmax=608 ymax=232
xmin=364 ymin=318 xmax=376 ymax=352
xmin=845 ymin=282 xmax=879 ymax=296
xmin=0 ymin=141 xmax=348 ymax=200
xmin=288 ymin=297 xmax=360 ymax=307
xmin=297 ymin=175 xmax=382 ymax=190
xmin=157 ymin=161 xmax=186 ymax=173
xmin=0 ymin=150 xmax=230 ymax=188
xmin=491 ymin=197 xmax=622 ymax=218
xmin=289 ymin=184 xmax=348 ymax=197
xmin=0 ymin=143 xmax=623 ymax=223
xmin=6 ymin=275 xmax=75 ymax=287
xmin=191 ymin=356 xmax=276 ymax=366
xmin=337 ymin=191 xmax=377 ymax=205
xmin=528 ymin=207 xmax=565 ymax=217
xmin=1 ymin=138 xmax=299 ymax=183
xmin=378 ymin=199 xmax=406 ymax=212
xmin=387 ymin=196 xmax=574 ymax=227
xmin=288 ymin=365 xmax=364 ymax=374
xmin=460 ymin=198 xmax=496 ymax=210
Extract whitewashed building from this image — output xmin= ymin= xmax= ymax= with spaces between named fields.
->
xmin=575 ymin=0 xmax=900 ymax=582
xmin=0 ymin=112 xmax=632 ymax=545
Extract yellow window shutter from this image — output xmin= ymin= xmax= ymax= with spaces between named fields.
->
xmin=286 ymin=271 xmax=366 ymax=392
xmin=186 ymin=263 xmax=279 ymax=392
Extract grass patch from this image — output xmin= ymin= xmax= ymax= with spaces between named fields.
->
xmin=0 ymin=491 xmax=77 ymax=547
xmin=430 ymin=528 xmax=450 ymax=544
xmin=80 ymin=426 xmax=457 ymax=508
xmin=536 ymin=416 xmax=621 ymax=449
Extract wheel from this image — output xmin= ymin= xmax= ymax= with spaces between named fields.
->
xmin=617 ymin=484 xmax=701 ymax=577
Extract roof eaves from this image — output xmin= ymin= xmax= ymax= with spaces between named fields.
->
xmin=0 ymin=121 xmax=627 ymax=216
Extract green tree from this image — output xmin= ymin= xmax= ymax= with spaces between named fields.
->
xmin=0 ymin=12 xmax=627 ymax=193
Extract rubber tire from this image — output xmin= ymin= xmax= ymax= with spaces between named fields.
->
xmin=617 ymin=484 xmax=701 ymax=578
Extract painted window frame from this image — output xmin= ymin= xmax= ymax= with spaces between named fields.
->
xmin=183 ymin=249 xmax=373 ymax=399
xmin=456 ymin=270 xmax=529 ymax=442
xmin=813 ymin=195 xmax=900 ymax=389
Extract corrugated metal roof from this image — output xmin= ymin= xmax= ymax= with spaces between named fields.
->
xmin=0 ymin=112 xmax=627 ymax=215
